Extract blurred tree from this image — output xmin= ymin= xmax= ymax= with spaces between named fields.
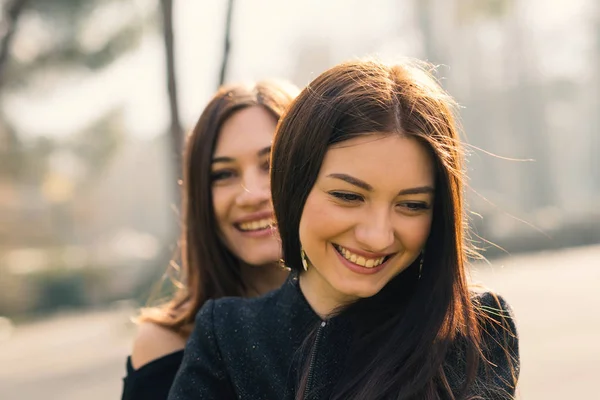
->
xmin=0 ymin=0 xmax=158 ymax=250
xmin=415 ymin=0 xmax=441 ymax=65
xmin=0 ymin=109 xmax=21 ymax=176
xmin=453 ymin=0 xmax=555 ymax=211
xmin=218 ymin=0 xmax=234 ymax=87
xmin=68 ymin=107 xmax=125 ymax=179
xmin=456 ymin=0 xmax=513 ymax=23
xmin=0 ymin=0 xmax=28 ymax=188
xmin=0 ymin=0 xmax=28 ymax=88
xmin=3 ymin=0 xmax=157 ymax=90
xmin=159 ymin=0 xmax=183 ymax=200
xmin=594 ymin=4 xmax=600 ymax=193
xmin=0 ymin=0 xmax=158 ymax=176
xmin=503 ymin=0 xmax=554 ymax=210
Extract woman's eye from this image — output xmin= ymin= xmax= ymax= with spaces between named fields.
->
xmin=400 ymin=202 xmax=430 ymax=212
xmin=330 ymin=192 xmax=364 ymax=202
xmin=211 ymin=170 xmax=236 ymax=182
xmin=260 ymin=160 xmax=270 ymax=172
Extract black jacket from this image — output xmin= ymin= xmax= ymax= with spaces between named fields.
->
xmin=121 ymin=350 xmax=184 ymax=400
xmin=168 ymin=275 xmax=519 ymax=400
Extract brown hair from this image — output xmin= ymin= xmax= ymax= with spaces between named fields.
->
xmin=270 ymin=60 xmax=517 ymax=399
xmin=139 ymin=80 xmax=299 ymax=337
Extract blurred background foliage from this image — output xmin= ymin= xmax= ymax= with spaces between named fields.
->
xmin=0 ymin=0 xmax=598 ymax=320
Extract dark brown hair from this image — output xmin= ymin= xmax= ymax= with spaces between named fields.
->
xmin=270 ymin=60 xmax=516 ymax=399
xmin=139 ymin=80 xmax=299 ymax=337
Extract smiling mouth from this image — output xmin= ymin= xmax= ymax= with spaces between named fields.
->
xmin=332 ymin=244 xmax=393 ymax=268
xmin=236 ymin=218 xmax=275 ymax=232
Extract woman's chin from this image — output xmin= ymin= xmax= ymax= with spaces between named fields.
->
xmin=330 ymin=277 xmax=386 ymax=302
xmin=241 ymin=254 xmax=282 ymax=268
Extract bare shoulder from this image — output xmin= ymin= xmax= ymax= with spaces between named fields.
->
xmin=130 ymin=322 xmax=188 ymax=369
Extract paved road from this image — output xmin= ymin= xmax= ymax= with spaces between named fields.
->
xmin=471 ymin=245 xmax=600 ymax=400
xmin=0 ymin=305 xmax=135 ymax=400
xmin=1 ymin=245 xmax=598 ymax=399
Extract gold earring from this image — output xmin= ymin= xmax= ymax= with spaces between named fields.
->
xmin=300 ymin=248 xmax=309 ymax=272
xmin=279 ymin=258 xmax=291 ymax=272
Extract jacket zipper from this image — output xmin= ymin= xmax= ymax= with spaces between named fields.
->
xmin=304 ymin=320 xmax=327 ymax=399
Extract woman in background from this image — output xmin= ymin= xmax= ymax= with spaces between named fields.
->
xmin=120 ymin=80 xmax=299 ymax=400
xmin=168 ymin=59 xmax=519 ymax=400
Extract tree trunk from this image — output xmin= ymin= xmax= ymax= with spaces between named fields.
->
xmin=218 ymin=0 xmax=235 ymax=87
xmin=0 ymin=0 xmax=28 ymax=166
xmin=0 ymin=0 xmax=28 ymax=89
xmin=415 ymin=0 xmax=436 ymax=63
xmin=509 ymin=1 xmax=554 ymax=210
xmin=160 ymin=0 xmax=183 ymax=200
xmin=594 ymin=4 xmax=600 ymax=193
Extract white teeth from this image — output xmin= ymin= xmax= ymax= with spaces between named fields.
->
xmin=238 ymin=218 xmax=274 ymax=232
xmin=335 ymin=245 xmax=387 ymax=268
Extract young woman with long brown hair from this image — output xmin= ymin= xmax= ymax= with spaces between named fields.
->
xmin=120 ymin=80 xmax=299 ymax=400
xmin=168 ymin=59 xmax=519 ymax=400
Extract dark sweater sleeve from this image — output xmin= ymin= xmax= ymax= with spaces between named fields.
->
xmin=121 ymin=351 xmax=183 ymax=400
xmin=474 ymin=292 xmax=520 ymax=399
xmin=167 ymin=300 xmax=236 ymax=400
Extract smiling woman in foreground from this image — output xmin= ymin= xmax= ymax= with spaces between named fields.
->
xmin=168 ymin=59 xmax=520 ymax=400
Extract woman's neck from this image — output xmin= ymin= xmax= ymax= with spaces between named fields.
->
xmin=240 ymin=262 xmax=289 ymax=297
xmin=298 ymin=269 xmax=356 ymax=319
